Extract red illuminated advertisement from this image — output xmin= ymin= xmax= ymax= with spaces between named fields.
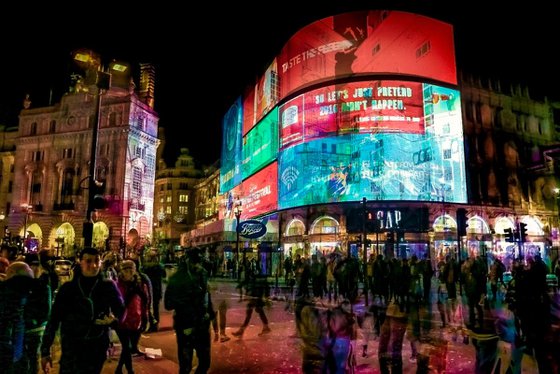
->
xmin=279 ymin=80 xmax=424 ymax=149
xmin=240 ymin=162 xmax=278 ymax=219
xmin=243 ymin=60 xmax=279 ymax=135
xmin=219 ymin=163 xmax=278 ymax=220
xmin=278 ymin=10 xmax=456 ymax=98
xmin=243 ymin=88 xmax=256 ymax=135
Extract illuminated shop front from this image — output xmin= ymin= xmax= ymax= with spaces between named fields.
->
xmin=432 ymin=214 xmax=458 ymax=260
xmin=465 ymin=215 xmax=492 ymax=258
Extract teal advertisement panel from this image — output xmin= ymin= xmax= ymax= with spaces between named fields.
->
xmin=242 ymin=107 xmax=279 ymax=179
xmin=278 ymin=84 xmax=466 ymax=209
xmin=220 ymin=97 xmax=243 ymax=193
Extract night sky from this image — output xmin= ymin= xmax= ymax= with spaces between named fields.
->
xmin=0 ymin=2 xmax=556 ymax=167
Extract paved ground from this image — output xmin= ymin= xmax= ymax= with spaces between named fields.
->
xmin=47 ymin=278 xmax=539 ymax=374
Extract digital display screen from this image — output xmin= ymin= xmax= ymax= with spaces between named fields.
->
xmin=279 ymin=80 xmax=424 ymax=150
xmin=278 ymin=83 xmax=466 ymax=209
xmin=243 ymin=60 xmax=279 ymax=135
xmin=221 ymin=162 xmax=278 ymax=220
xmin=278 ymin=10 xmax=456 ymax=98
xmin=242 ymin=107 xmax=279 ymax=179
xmin=219 ymin=97 xmax=243 ymax=194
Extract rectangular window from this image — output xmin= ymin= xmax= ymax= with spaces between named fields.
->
xmin=166 ymin=195 xmax=172 ymax=202
xmin=63 ymin=148 xmax=73 ymax=159
xmin=166 ymin=206 xmax=172 ymax=214
xmin=178 ymin=206 xmax=188 ymax=214
xmin=132 ymin=166 xmax=142 ymax=198
xmin=179 ymin=194 xmax=188 ymax=202
xmin=32 ymin=151 xmax=43 ymax=161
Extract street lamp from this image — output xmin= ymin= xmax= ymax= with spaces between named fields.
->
xmin=21 ymin=204 xmax=32 ymax=253
xmin=234 ymin=200 xmax=243 ymax=280
xmin=73 ymin=50 xmax=128 ymax=248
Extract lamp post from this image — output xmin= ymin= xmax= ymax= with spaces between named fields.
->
xmin=73 ymin=51 xmax=128 ymax=248
xmin=234 ymin=201 xmax=243 ymax=280
xmin=21 ymin=204 xmax=31 ymax=253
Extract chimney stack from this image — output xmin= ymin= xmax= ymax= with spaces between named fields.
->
xmin=139 ymin=63 xmax=156 ymax=109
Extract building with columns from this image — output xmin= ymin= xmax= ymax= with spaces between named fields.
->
xmin=5 ymin=59 xmax=159 ymax=257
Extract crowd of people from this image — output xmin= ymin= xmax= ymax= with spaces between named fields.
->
xmin=2 ymin=243 xmax=560 ymax=374
xmin=0 ymin=245 xmax=165 ymax=374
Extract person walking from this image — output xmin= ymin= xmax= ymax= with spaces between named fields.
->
xmin=115 ymin=260 xmax=149 ymax=374
xmin=142 ymin=250 xmax=165 ymax=332
xmin=40 ymin=247 xmax=125 ymax=374
xmin=164 ymin=248 xmax=212 ymax=374
xmin=209 ymin=277 xmax=231 ymax=343
xmin=0 ymin=262 xmax=35 ymax=374
xmin=232 ymin=271 xmax=271 ymax=338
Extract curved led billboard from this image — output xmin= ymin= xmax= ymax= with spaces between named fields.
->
xmin=220 ymin=10 xmax=463 ymax=216
xmin=220 ymin=97 xmax=243 ymax=193
xmin=278 ymin=82 xmax=466 ymax=209
xmin=278 ymin=10 xmax=456 ymax=99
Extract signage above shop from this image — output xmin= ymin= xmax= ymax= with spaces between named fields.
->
xmin=237 ymin=220 xmax=267 ymax=239
xmin=347 ymin=206 xmax=429 ymax=232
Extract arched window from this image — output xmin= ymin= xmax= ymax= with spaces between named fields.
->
xmin=49 ymin=120 xmax=56 ymax=133
xmin=30 ymin=122 xmax=37 ymax=136
xmin=286 ymin=219 xmax=305 ymax=236
xmin=310 ymin=216 xmax=339 ymax=234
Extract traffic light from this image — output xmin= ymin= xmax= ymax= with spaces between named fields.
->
xmin=504 ymin=228 xmax=515 ymax=242
xmin=518 ymin=222 xmax=528 ymax=243
xmin=456 ymin=208 xmax=467 ymax=236
xmin=92 ymin=180 xmax=107 ymax=210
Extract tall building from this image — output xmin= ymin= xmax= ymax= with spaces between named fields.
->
xmin=7 ymin=55 xmax=159 ymax=256
xmin=153 ymin=148 xmax=203 ymax=252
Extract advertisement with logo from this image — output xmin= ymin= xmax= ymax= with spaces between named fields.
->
xmin=242 ymin=162 xmax=278 ymax=218
xmin=278 ymin=10 xmax=456 ymax=99
xmin=220 ymin=97 xmax=243 ymax=193
xmin=279 ymin=80 xmax=424 ymax=150
xmin=237 ymin=219 xmax=267 ymax=239
xmin=220 ymin=163 xmax=278 ymax=220
xmin=278 ymin=83 xmax=466 ymax=209
xmin=242 ymin=107 xmax=279 ymax=179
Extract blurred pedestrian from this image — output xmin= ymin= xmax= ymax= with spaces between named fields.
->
xmin=0 ymin=262 xmax=34 ymax=374
xmin=209 ymin=278 xmax=230 ymax=343
xmin=165 ymin=247 xmax=212 ymax=374
xmin=142 ymin=249 xmax=165 ymax=332
xmin=40 ymin=247 xmax=125 ymax=374
xmin=232 ymin=272 xmax=271 ymax=338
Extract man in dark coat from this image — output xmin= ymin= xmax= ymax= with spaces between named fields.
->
xmin=165 ymin=248 xmax=211 ymax=374
xmin=41 ymin=247 xmax=124 ymax=374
